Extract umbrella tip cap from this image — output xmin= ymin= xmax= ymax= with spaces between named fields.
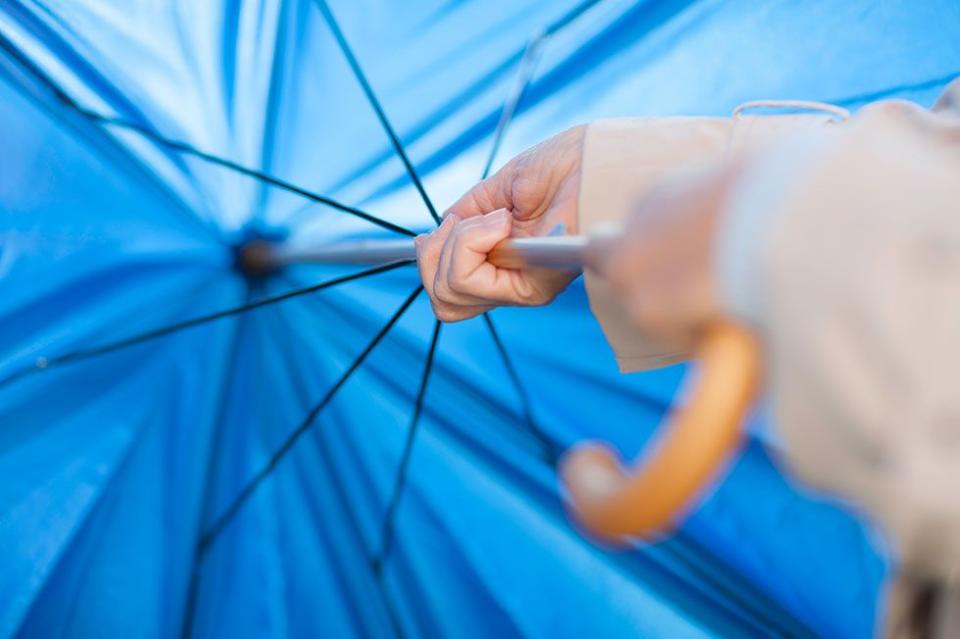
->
xmin=234 ymin=240 xmax=280 ymax=278
xmin=232 ymin=225 xmax=288 ymax=279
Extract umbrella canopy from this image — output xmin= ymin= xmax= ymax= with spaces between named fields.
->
xmin=1 ymin=1 xmax=958 ymax=637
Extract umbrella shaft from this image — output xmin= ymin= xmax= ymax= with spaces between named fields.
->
xmin=275 ymin=239 xmax=417 ymax=264
xmin=273 ymin=236 xmax=591 ymax=270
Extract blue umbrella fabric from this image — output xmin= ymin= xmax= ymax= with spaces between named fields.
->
xmin=1 ymin=1 xmax=959 ymax=637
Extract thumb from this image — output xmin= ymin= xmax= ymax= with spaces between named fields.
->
xmin=440 ymin=207 xmax=552 ymax=306
xmin=446 ymin=171 xmax=513 ymax=220
xmin=434 ymin=208 xmax=513 ymax=304
xmin=455 ymin=208 xmax=513 ymax=257
xmin=440 ymin=209 xmax=513 ymax=300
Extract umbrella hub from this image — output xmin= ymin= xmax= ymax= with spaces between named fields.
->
xmin=232 ymin=226 xmax=287 ymax=279
xmin=234 ymin=240 xmax=280 ymax=279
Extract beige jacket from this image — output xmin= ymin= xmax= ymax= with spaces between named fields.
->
xmin=579 ymin=79 xmax=960 ymax=588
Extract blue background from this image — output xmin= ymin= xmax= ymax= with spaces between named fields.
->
xmin=1 ymin=1 xmax=959 ymax=637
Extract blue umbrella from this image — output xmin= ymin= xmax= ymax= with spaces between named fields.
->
xmin=1 ymin=1 xmax=958 ymax=637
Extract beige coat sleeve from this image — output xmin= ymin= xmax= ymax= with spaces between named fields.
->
xmin=579 ymin=110 xmax=839 ymax=371
xmin=737 ymin=97 xmax=960 ymax=579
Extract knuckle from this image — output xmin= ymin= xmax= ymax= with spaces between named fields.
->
xmin=435 ymin=306 xmax=466 ymax=324
xmin=534 ymin=289 xmax=557 ymax=306
xmin=514 ymin=280 xmax=548 ymax=306
xmin=517 ymin=288 xmax=539 ymax=306
xmin=433 ymin=279 xmax=455 ymax=303
xmin=446 ymin=274 xmax=471 ymax=296
xmin=432 ymin=303 xmax=456 ymax=323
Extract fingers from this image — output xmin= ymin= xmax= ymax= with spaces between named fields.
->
xmin=436 ymin=209 xmax=527 ymax=304
xmin=445 ymin=172 xmax=511 ymax=220
xmin=417 ymin=214 xmax=491 ymax=322
xmin=417 ymin=208 xmax=555 ymax=322
xmin=418 ymin=126 xmax=589 ymax=322
xmin=416 ymin=213 xmax=457 ymax=283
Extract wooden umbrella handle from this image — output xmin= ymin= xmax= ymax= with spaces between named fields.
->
xmin=559 ymin=322 xmax=760 ymax=542
xmin=489 ymin=236 xmax=761 ymax=542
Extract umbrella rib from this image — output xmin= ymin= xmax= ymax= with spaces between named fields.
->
xmin=372 ymin=319 xmax=442 ymax=574
xmin=83 ymin=111 xmax=418 ymax=238
xmin=196 ymin=286 xmax=424 ymax=555
xmin=308 ymin=403 xmax=410 ymax=639
xmin=456 ymin=16 xmax=820 ymax=629
xmin=317 ymin=0 xmax=556 ymax=458
xmin=542 ymin=0 xmax=610 ymax=37
xmin=480 ymin=31 xmax=548 ymax=180
xmin=481 ymin=313 xmax=558 ymax=462
xmin=177 ymin=304 xmax=252 ymax=639
xmin=476 ymin=31 xmax=559 ymax=463
xmin=313 ymin=0 xmax=441 ymax=225
xmin=0 ymin=33 xmax=414 ymax=238
xmin=480 ymin=0 xmax=613 ymax=179
xmin=0 ymin=260 xmax=414 ymax=391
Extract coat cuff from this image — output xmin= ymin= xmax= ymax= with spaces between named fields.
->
xmin=579 ymin=117 xmax=733 ymax=371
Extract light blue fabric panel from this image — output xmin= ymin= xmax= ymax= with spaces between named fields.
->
xmin=0 ymin=49 xmax=241 ymax=637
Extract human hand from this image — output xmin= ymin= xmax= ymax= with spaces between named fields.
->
xmin=602 ymin=165 xmax=742 ymax=352
xmin=416 ymin=125 xmax=585 ymax=322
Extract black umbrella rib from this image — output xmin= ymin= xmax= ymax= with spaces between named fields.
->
xmin=196 ymin=285 xmax=423 ymax=555
xmin=309 ymin=420 xmax=409 ymax=639
xmin=313 ymin=8 xmax=563 ymax=606
xmin=480 ymin=30 xmax=548 ymax=180
xmin=476 ymin=31 xmax=560 ymax=463
xmin=0 ymin=260 xmax=414 ymax=391
xmin=0 ymin=32 xmax=413 ymax=238
xmin=315 ymin=0 xmax=554 ymax=457
xmin=372 ymin=319 xmax=442 ymax=574
xmin=368 ymin=26 xmax=564 ymax=614
xmin=314 ymin=0 xmax=441 ymax=225
xmin=480 ymin=314 xmax=558 ymax=462
xmin=82 ymin=111 xmax=417 ymax=238
xmin=475 ymin=15 xmax=681 ymax=455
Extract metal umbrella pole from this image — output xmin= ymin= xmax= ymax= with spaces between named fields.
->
xmin=244 ymin=235 xmax=594 ymax=272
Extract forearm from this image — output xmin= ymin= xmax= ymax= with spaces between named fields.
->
xmin=718 ymin=99 xmax=960 ymax=577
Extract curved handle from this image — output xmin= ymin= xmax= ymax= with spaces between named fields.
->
xmin=485 ymin=237 xmax=760 ymax=542
xmin=560 ymin=322 xmax=760 ymax=542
